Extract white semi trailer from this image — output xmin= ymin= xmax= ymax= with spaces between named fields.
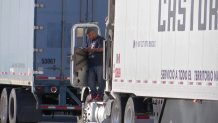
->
xmin=0 ymin=0 xmax=107 ymax=123
xmin=70 ymin=0 xmax=218 ymax=123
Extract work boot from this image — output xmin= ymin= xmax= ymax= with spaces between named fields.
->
xmin=86 ymin=93 xmax=97 ymax=102
xmin=94 ymin=94 xmax=103 ymax=101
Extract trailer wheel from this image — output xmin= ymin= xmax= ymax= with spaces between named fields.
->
xmin=111 ymin=95 xmax=127 ymax=123
xmin=9 ymin=89 xmax=41 ymax=123
xmin=9 ymin=89 xmax=19 ymax=123
xmin=124 ymin=97 xmax=136 ymax=123
xmin=0 ymin=88 xmax=11 ymax=123
xmin=124 ymin=97 xmax=153 ymax=123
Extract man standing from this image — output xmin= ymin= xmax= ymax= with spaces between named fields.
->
xmin=84 ymin=27 xmax=105 ymax=101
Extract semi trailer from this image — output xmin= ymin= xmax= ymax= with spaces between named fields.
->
xmin=0 ymin=0 xmax=107 ymax=123
xmin=70 ymin=0 xmax=218 ymax=123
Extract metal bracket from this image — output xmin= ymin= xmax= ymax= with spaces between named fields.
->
xmin=34 ymin=48 xmax=43 ymax=53
xmin=34 ymin=25 xmax=44 ymax=30
xmin=33 ymin=71 xmax=44 ymax=75
xmin=66 ymin=88 xmax=82 ymax=106
xmin=35 ymin=3 xmax=44 ymax=8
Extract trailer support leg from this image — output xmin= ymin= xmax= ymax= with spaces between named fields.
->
xmin=59 ymin=86 xmax=66 ymax=105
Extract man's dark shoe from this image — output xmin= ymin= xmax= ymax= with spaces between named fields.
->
xmin=87 ymin=94 xmax=97 ymax=102
xmin=94 ymin=94 xmax=103 ymax=101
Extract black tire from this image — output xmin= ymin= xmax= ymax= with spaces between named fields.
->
xmin=9 ymin=89 xmax=19 ymax=123
xmin=124 ymin=97 xmax=136 ymax=123
xmin=124 ymin=97 xmax=152 ymax=123
xmin=9 ymin=89 xmax=41 ymax=123
xmin=111 ymin=95 xmax=127 ymax=123
xmin=0 ymin=88 xmax=11 ymax=123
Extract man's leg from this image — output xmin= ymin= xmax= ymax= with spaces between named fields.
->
xmin=95 ymin=66 xmax=105 ymax=95
xmin=88 ymin=67 xmax=97 ymax=95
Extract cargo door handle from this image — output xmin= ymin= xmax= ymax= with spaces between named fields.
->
xmin=67 ymin=54 xmax=74 ymax=61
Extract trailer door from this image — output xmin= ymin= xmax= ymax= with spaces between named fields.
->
xmin=34 ymin=0 xmax=80 ymax=82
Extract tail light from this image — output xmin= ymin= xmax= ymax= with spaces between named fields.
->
xmin=50 ymin=86 xmax=58 ymax=93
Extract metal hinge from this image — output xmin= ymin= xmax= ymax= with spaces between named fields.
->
xmin=33 ymin=71 xmax=44 ymax=75
xmin=35 ymin=3 xmax=44 ymax=8
xmin=34 ymin=48 xmax=43 ymax=53
xmin=34 ymin=25 xmax=44 ymax=30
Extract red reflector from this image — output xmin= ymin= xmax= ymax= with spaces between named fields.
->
xmin=135 ymin=115 xmax=150 ymax=119
xmin=36 ymin=76 xmax=48 ymax=80
xmin=74 ymin=106 xmax=81 ymax=110
xmin=50 ymin=86 xmax=58 ymax=93
xmin=56 ymin=77 xmax=61 ymax=80
xmin=40 ymin=105 xmax=49 ymax=109
xmin=56 ymin=106 xmax=67 ymax=110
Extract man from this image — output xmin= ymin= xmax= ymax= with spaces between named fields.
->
xmin=84 ymin=27 xmax=105 ymax=101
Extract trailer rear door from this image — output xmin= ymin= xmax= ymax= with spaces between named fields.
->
xmin=34 ymin=0 xmax=81 ymax=81
xmin=34 ymin=0 xmax=107 ymax=83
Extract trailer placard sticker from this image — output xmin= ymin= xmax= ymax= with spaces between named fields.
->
xmin=161 ymin=69 xmax=218 ymax=82
xmin=116 ymin=54 xmax=120 ymax=64
xmin=115 ymin=68 xmax=121 ymax=78
xmin=133 ymin=40 xmax=156 ymax=48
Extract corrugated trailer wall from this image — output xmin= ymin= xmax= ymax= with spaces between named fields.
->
xmin=0 ymin=0 xmax=35 ymax=86
xmin=112 ymin=0 xmax=218 ymax=100
xmin=0 ymin=0 xmax=108 ymax=86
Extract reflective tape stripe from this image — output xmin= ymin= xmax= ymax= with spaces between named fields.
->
xmin=112 ymin=79 xmax=218 ymax=87
xmin=40 ymin=105 xmax=81 ymax=110
xmin=128 ymin=80 xmax=132 ymax=83
xmin=135 ymin=115 xmax=150 ymax=119
xmin=36 ymin=76 xmax=70 ymax=80
xmin=48 ymin=77 xmax=57 ymax=80
xmin=0 ymin=72 xmax=32 ymax=76
xmin=36 ymin=76 xmax=48 ymax=80
xmin=65 ymin=77 xmax=70 ymax=80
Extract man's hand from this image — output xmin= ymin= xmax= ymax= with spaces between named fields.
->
xmin=83 ymin=47 xmax=94 ymax=53
xmin=83 ymin=47 xmax=103 ymax=53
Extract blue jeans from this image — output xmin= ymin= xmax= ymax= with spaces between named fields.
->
xmin=88 ymin=66 xmax=105 ymax=95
